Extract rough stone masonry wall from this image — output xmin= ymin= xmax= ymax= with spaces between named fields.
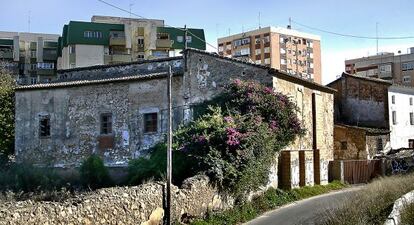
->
xmin=0 ymin=176 xmax=233 ymax=225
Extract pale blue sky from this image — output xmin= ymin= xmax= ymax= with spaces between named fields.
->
xmin=1 ymin=0 xmax=414 ymax=83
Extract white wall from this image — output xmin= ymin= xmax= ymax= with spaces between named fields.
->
xmin=389 ymin=86 xmax=414 ymax=149
xmin=75 ymin=45 xmax=104 ymax=68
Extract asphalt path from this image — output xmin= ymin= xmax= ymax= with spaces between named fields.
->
xmin=245 ymin=186 xmax=363 ymax=225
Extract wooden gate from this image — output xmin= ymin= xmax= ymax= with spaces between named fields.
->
xmin=329 ymin=160 xmax=383 ymax=184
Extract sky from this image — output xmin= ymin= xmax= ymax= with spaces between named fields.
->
xmin=1 ymin=0 xmax=414 ymax=84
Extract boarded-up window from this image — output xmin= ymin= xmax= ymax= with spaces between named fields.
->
xmin=39 ymin=115 xmax=50 ymax=137
xmin=144 ymin=113 xmax=158 ymax=133
xmin=100 ymin=113 xmax=112 ymax=135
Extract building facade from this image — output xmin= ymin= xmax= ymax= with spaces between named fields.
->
xmin=15 ymin=49 xmax=334 ymax=187
xmin=388 ymin=85 xmax=414 ymax=149
xmin=57 ymin=16 xmax=206 ymax=70
xmin=345 ymin=49 xmax=414 ymax=86
xmin=0 ymin=31 xmax=60 ymax=84
xmin=217 ymin=26 xmax=322 ymax=84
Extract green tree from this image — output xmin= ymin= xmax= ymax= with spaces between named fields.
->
xmin=0 ymin=66 xmax=15 ymax=159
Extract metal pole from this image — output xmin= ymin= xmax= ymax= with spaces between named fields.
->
xmin=166 ymin=65 xmax=172 ymax=225
xmin=184 ymin=25 xmax=188 ymax=50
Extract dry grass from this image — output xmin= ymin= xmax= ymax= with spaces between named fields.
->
xmin=319 ymin=173 xmax=414 ymax=225
xmin=401 ymin=202 xmax=414 ymax=225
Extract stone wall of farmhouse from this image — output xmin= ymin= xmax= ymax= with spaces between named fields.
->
xmin=0 ymin=175 xmax=233 ymax=225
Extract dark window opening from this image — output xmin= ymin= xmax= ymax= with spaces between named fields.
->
xmin=377 ymin=138 xmax=383 ymax=152
xmin=144 ymin=113 xmax=158 ymax=133
xmin=340 ymin=141 xmax=347 ymax=150
xmin=100 ymin=113 xmax=112 ymax=135
xmin=409 ymin=139 xmax=414 ymax=148
xmin=39 ymin=115 xmax=50 ymax=137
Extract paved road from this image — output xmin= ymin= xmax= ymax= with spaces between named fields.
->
xmin=245 ymin=186 xmax=363 ymax=225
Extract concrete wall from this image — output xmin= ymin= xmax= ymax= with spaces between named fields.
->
xmin=388 ymin=86 xmax=414 ymax=149
xmin=75 ymin=44 xmax=104 ymax=68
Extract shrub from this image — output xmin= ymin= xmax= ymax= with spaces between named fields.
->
xmin=127 ymin=143 xmax=193 ymax=185
xmin=79 ymin=155 xmax=112 ymax=189
xmin=174 ymin=80 xmax=304 ymax=199
xmin=0 ymin=67 xmax=15 ymax=157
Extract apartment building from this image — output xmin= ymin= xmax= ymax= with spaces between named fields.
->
xmin=217 ymin=26 xmax=322 ymax=84
xmin=345 ymin=48 xmax=414 ymax=86
xmin=0 ymin=31 xmax=60 ymax=84
xmin=57 ymin=16 xmax=206 ymax=70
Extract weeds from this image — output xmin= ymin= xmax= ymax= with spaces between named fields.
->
xmin=401 ymin=202 xmax=414 ymax=225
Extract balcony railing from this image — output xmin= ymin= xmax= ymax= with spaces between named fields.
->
xmin=156 ymin=39 xmax=172 ymax=49
xmin=109 ymin=36 xmax=126 ymax=46
xmin=0 ymin=51 xmax=13 ymax=59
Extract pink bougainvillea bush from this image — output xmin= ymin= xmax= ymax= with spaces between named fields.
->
xmin=174 ymin=79 xmax=304 ymax=199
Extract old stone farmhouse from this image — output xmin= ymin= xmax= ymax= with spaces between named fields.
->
xmin=15 ymin=49 xmax=335 ymax=188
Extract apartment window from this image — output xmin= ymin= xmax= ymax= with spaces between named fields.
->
xmin=281 ymin=59 xmax=286 ymax=65
xmin=403 ymin=75 xmax=411 ymax=84
xmin=255 ymin=38 xmax=261 ymax=44
xmin=280 ymin=37 xmax=285 ymax=43
xmin=177 ymin=36 xmax=184 ymax=43
xmin=410 ymin=97 xmax=413 ymax=106
xmin=137 ymin=53 xmax=144 ymax=59
xmin=263 ymin=36 xmax=270 ymax=43
xmin=392 ymin=111 xmax=397 ymax=125
xmin=240 ymin=48 xmax=250 ymax=56
xmin=392 ymin=95 xmax=395 ymax=104
xmin=411 ymin=112 xmax=414 ymax=125
xmin=39 ymin=115 xmax=50 ymax=138
xmin=241 ymin=38 xmax=250 ymax=45
xmin=218 ymin=45 xmax=224 ymax=52
xmin=233 ymin=39 xmax=242 ymax=47
xmin=30 ymin=77 xmax=37 ymax=84
xmin=226 ymin=44 xmax=231 ymax=50
xmin=157 ymin=33 xmax=169 ymax=40
xmin=264 ymin=58 xmax=271 ymax=65
xmin=144 ymin=113 xmax=158 ymax=133
xmin=340 ymin=141 xmax=347 ymax=150
xmin=100 ymin=113 xmax=112 ymax=135
xmin=255 ymin=49 xmax=261 ymax=55
xmin=309 ymin=62 xmax=314 ymax=68
xmin=287 ymin=59 xmax=291 ymax=64
xmin=186 ymin=36 xmax=192 ymax=43
xmin=69 ymin=45 xmax=75 ymax=54
xmin=255 ymin=60 xmax=261 ymax=64
xmin=138 ymin=37 xmax=144 ymax=46
xmin=402 ymin=62 xmax=414 ymax=71
xmin=37 ymin=62 xmax=54 ymax=69
xmin=264 ymin=47 xmax=270 ymax=53
xmin=377 ymin=138 xmax=383 ymax=152
xmin=84 ymin=31 xmax=102 ymax=38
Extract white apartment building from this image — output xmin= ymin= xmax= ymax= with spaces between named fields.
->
xmin=388 ymin=85 xmax=414 ymax=149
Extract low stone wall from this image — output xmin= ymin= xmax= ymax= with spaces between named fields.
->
xmin=0 ymin=175 xmax=233 ymax=225
xmin=385 ymin=190 xmax=414 ymax=225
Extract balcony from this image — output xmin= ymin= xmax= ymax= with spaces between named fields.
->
xmin=156 ymin=39 xmax=172 ymax=49
xmin=379 ymin=71 xmax=392 ymax=79
xmin=0 ymin=51 xmax=13 ymax=59
xmin=37 ymin=68 xmax=55 ymax=76
xmin=43 ymin=50 xmax=57 ymax=61
xmin=111 ymin=54 xmax=132 ymax=63
xmin=109 ymin=36 xmax=126 ymax=46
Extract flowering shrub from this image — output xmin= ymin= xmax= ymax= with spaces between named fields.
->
xmin=174 ymin=79 xmax=304 ymax=199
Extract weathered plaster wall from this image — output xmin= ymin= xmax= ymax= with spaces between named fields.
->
xmin=334 ymin=125 xmax=367 ymax=160
xmin=366 ymin=134 xmax=389 ymax=158
xmin=0 ymin=175 xmax=233 ymax=225
xmin=15 ymin=76 xmax=185 ymax=167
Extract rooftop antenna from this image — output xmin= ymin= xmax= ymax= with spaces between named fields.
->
xmin=228 ymin=28 xmax=231 ymax=36
xmin=128 ymin=1 xmax=134 ymax=24
xmin=288 ymin=17 xmax=292 ymax=29
xmin=258 ymin=12 xmax=261 ymax=29
xmin=376 ymin=22 xmax=379 ymax=55
xmin=28 ymin=10 xmax=31 ymax=32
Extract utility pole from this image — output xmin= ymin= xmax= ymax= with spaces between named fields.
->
xmin=376 ymin=22 xmax=379 ymax=55
xmin=184 ymin=25 xmax=188 ymax=49
xmin=165 ymin=65 xmax=173 ymax=225
xmin=258 ymin=12 xmax=261 ymax=29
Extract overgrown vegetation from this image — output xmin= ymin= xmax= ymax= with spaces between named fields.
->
xmin=79 ymin=155 xmax=112 ymax=189
xmin=191 ymin=181 xmax=346 ymax=225
xmin=401 ymin=202 xmax=414 ymax=225
xmin=173 ymin=80 xmax=304 ymax=199
xmin=319 ymin=174 xmax=414 ymax=225
xmin=0 ymin=67 xmax=15 ymax=159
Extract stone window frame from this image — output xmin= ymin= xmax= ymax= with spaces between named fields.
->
xmin=139 ymin=108 xmax=160 ymax=135
xmin=100 ymin=113 xmax=113 ymax=135
xmin=39 ymin=114 xmax=51 ymax=138
xmin=143 ymin=113 xmax=158 ymax=134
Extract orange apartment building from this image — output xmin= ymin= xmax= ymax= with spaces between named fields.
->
xmin=217 ymin=26 xmax=322 ymax=84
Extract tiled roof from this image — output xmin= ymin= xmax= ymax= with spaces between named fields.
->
xmin=15 ymin=72 xmax=182 ymax=91
xmin=328 ymin=72 xmax=393 ymax=87
xmin=335 ymin=123 xmax=390 ymax=135
xmin=183 ymin=48 xmax=336 ymax=94
xmin=57 ymin=56 xmax=183 ymax=73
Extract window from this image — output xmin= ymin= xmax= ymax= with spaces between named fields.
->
xmin=186 ymin=36 xmax=192 ymax=43
xmin=177 ymin=36 xmax=184 ymax=43
xmin=240 ymin=48 xmax=250 ymax=55
xmin=377 ymin=138 xmax=383 ymax=152
xmin=157 ymin=33 xmax=169 ymax=40
xmin=39 ymin=115 xmax=50 ymax=138
xmin=37 ymin=62 xmax=54 ymax=69
xmin=241 ymin=38 xmax=250 ymax=45
xmin=138 ymin=37 xmax=144 ymax=46
xmin=30 ymin=77 xmax=37 ymax=84
xmin=410 ymin=97 xmax=413 ymax=106
xmin=263 ymin=36 xmax=270 ymax=43
xmin=280 ymin=37 xmax=285 ymax=43
xmin=233 ymin=39 xmax=242 ymax=47
xmin=264 ymin=47 xmax=270 ymax=53
xmin=403 ymin=75 xmax=411 ymax=84
xmin=392 ymin=95 xmax=395 ymax=104
xmin=409 ymin=139 xmax=414 ymax=148
xmin=144 ymin=113 xmax=158 ymax=133
xmin=392 ymin=111 xmax=397 ymax=125
xmin=218 ymin=45 xmax=224 ymax=52
xmin=84 ymin=31 xmax=102 ymax=38
xmin=255 ymin=49 xmax=261 ymax=55
xmin=281 ymin=59 xmax=286 ymax=65
xmin=410 ymin=112 xmax=414 ymax=125
xmin=264 ymin=58 xmax=271 ymax=65
xmin=402 ymin=62 xmax=414 ymax=71
xmin=255 ymin=60 xmax=261 ymax=64
xmin=69 ymin=45 xmax=75 ymax=54
xmin=255 ymin=38 xmax=261 ymax=44
xmin=100 ymin=113 xmax=112 ymax=135
xmin=340 ymin=141 xmax=347 ymax=150
xmin=226 ymin=44 xmax=231 ymax=50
